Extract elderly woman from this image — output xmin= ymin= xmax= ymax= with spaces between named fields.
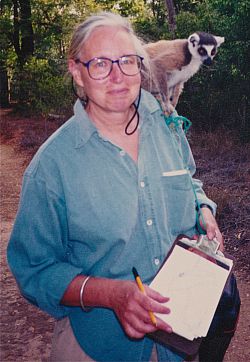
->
xmin=7 ymin=12 xmax=223 ymax=362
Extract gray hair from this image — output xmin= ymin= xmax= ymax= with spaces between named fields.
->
xmin=68 ymin=12 xmax=152 ymax=97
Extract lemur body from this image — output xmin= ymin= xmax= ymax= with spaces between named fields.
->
xmin=143 ymin=32 xmax=225 ymax=113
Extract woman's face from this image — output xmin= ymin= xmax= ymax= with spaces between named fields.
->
xmin=70 ymin=26 xmax=141 ymax=115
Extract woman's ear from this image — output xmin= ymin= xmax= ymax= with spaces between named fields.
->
xmin=68 ymin=59 xmax=84 ymax=87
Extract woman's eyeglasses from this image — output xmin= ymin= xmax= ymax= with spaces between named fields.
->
xmin=75 ymin=54 xmax=144 ymax=80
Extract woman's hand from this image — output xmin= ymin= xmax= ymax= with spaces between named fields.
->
xmin=61 ymin=275 xmax=171 ymax=339
xmin=110 ymin=280 xmax=172 ymax=339
xmin=199 ymin=207 xmax=224 ymax=251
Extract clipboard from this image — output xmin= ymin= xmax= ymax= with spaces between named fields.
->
xmin=148 ymin=235 xmax=233 ymax=357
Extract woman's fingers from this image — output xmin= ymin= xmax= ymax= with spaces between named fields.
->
xmin=200 ymin=208 xmax=224 ymax=251
xmin=112 ymin=280 xmax=172 ymax=338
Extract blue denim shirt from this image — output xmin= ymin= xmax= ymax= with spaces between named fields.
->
xmin=7 ymin=90 xmax=216 ymax=362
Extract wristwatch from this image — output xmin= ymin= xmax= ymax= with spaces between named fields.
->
xmin=199 ymin=204 xmax=213 ymax=213
xmin=196 ymin=204 xmax=214 ymax=235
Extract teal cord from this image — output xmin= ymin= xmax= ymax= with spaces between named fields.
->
xmin=189 ymin=173 xmax=207 ymax=235
xmin=157 ymin=103 xmax=206 ymax=235
xmin=163 ymin=110 xmax=192 ymax=134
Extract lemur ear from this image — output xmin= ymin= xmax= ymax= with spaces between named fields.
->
xmin=214 ymin=36 xmax=225 ymax=47
xmin=188 ymin=33 xmax=200 ymax=47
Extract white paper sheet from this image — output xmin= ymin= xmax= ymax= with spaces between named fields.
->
xmin=150 ymin=245 xmax=232 ymax=340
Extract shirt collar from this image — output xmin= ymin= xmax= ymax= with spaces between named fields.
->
xmin=139 ymin=88 xmax=161 ymax=115
xmin=74 ymin=99 xmax=97 ymax=149
xmin=73 ymin=89 xmax=161 ymax=148
xmin=139 ymin=89 xmax=162 ymax=133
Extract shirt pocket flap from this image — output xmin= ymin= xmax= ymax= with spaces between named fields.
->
xmin=162 ymin=171 xmax=191 ymax=190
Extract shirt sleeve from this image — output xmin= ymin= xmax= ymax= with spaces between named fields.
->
xmin=7 ymin=174 xmax=83 ymax=318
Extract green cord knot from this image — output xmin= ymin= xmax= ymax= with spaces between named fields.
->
xmin=164 ymin=110 xmax=192 ymax=134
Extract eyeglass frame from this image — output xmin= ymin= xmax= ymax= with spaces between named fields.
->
xmin=75 ymin=54 xmax=144 ymax=80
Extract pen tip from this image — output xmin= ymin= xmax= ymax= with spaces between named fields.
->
xmin=132 ymin=267 xmax=138 ymax=278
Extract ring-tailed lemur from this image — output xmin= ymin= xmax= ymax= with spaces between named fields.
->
xmin=142 ymin=32 xmax=224 ymax=114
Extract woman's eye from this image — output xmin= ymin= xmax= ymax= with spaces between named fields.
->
xmin=90 ymin=59 xmax=109 ymax=69
xmin=96 ymin=59 xmax=108 ymax=68
xmin=122 ymin=56 xmax=135 ymax=65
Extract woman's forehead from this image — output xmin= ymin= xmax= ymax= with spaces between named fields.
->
xmin=81 ymin=26 xmax=136 ymax=59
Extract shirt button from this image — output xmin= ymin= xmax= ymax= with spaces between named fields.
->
xmin=140 ymin=181 xmax=145 ymax=188
xmin=120 ymin=150 xmax=125 ymax=156
xmin=146 ymin=219 xmax=153 ymax=226
xmin=154 ymin=258 xmax=160 ymax=266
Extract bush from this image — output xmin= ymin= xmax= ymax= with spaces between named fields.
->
xmin=7 ymin=0 xmax=249 ymax=142
xmin=174 ymin=1 xmax=250 ymax=141
xmin=11 ymin=57 xmax=74 ymax=117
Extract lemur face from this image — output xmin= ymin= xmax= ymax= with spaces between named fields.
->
xmin=188 ymin=32 xmax=224 ymax=65
xmin=197 ymin=45 xmax=217 ymax=65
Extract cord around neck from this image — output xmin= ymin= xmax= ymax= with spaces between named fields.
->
xmin=125 ymin=87 xmax=142 ymax=136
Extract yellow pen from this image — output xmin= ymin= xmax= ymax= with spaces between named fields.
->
xmin=132 ymin=267 xmax=157 ymax=327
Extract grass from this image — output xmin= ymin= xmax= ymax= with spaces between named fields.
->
xmin=190 ymin=129 xmax=249 ymax=275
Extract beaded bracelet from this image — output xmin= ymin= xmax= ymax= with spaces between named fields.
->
xmin=79 ymin=276 xmax=91 ymax=311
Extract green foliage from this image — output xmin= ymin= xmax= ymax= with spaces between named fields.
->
xmin=134 ymin=17 xmax=170 ymax=41
xmin=174 ymin=0 xmax=201 ymax=13
xmin=99 ymin=0 xmax=147 ymax=17
xmin=0 ymin=1 xmax=13 ymax=63
xmin=175 ymin=0 xmax=249 ymax=141
xmin=175 ymin=11 xmax=200 ymax=37
xmin=11 ymin=57 xmax=73 ymax=116
xmin=1 ymin=0 xmax=249 ymax=141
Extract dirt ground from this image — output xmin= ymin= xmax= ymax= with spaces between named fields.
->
xmin=0 ymin=109 xmax=249 ymax=361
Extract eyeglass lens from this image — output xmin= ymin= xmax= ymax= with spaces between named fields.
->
xmin=89 ymin=55 xmax=142 ymax=79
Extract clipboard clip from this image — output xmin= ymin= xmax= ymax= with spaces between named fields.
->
xmin=196 ymin=235 xmax=220 ymax=255
xmin=179 ymin=235 xmax=221 ymax=258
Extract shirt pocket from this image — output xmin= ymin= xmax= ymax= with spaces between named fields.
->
xmin=161 ymin=172 xmax=196 ymax=233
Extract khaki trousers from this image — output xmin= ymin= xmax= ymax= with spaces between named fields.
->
xmin=49 ymin=317 xmax=158 ymax=362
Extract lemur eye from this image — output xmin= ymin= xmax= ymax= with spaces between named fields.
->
xmin=211 ymin=48 xmax=216 ymax=56
xmin=198 ymin=47 xmax=207 ymax=56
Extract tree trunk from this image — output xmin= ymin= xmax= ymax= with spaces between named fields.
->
xmin=12 ymin=0 xmax=34 ymax=104
xmin=13 ymin=0 xmax=21 ymax=60
xmin=0 ymin=61 xmax=10 ymax=108
xmin=164 ymin=0 xmax=176 ymax=37
xmin=19 ymin=0 xmax=34 ymax=62
xmin=12 ymin=0 xmax=34 ymax=65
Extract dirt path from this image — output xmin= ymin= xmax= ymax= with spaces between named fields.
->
xmin=0 ymin=140 xmax=55 ymax=361
xmin=0 ymin=111 xmax=249 ymax=361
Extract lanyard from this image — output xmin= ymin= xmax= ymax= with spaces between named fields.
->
xmin=163 ymin=109 xmax=207 ymax=235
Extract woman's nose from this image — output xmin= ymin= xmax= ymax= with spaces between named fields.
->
xmin=109 ymin=62 xmax=124 ymax=82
